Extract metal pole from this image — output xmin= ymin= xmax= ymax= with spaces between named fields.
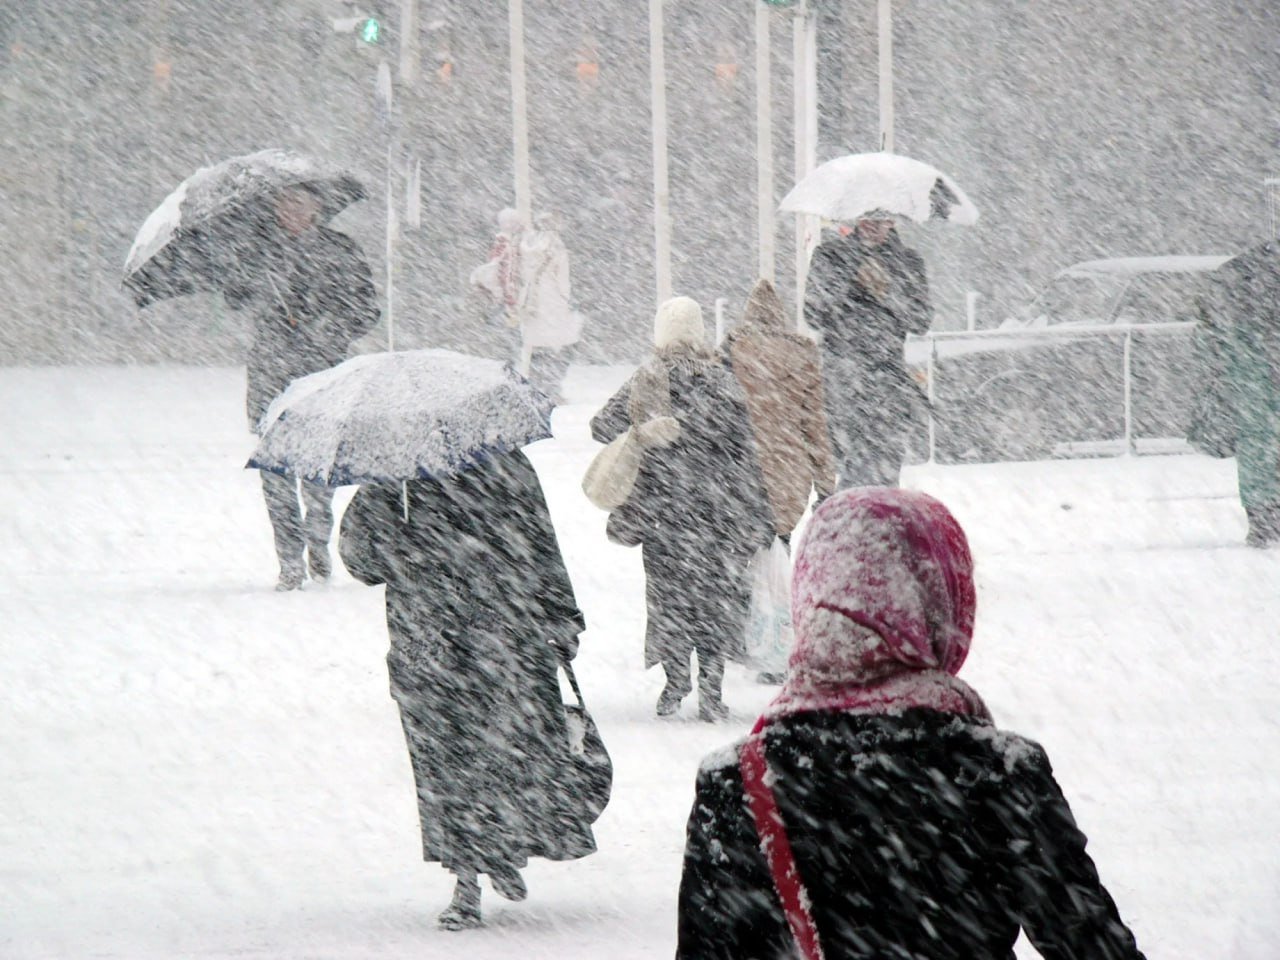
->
xmin=715 ymin=296 xmax=728 ymax=345
xmin=792 ymin=1 xmax=817 ymax=328
xmin=386 ymin=136 xmax=396 ymax=350
xmin=927 ymin=336 xmax=937 ymax=463
xmin=399 ymin=0 xmax=419 ymax=84
xmin=649 ymin=0 xmax=673 ymax=304
xmin=878 ymin=0 xmax=894 ymax=152
xmin=1122 ymin=330 xmax=1134 ymax=455
xmin=509 ymin=0 xmax=532 ymax=225
xmin=755 ymin=3 xmax=775 ymax=283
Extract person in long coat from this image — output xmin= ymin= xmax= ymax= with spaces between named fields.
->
xmin=723 ymin=278 xmax=837 ymax=538
xmin=804 ymin=213 xmax=932 ymax=487
xmin=226 ymin=184 xmax=380 ymax=590
xmin=339 ymin=449 xmax=595 ymax=930
xmin=677 ymin=488 xmax=1148 ymax=960
xmin=591 ymin=296 xmax=774 ymax=722
xmin=517 ymin=211 xmax=582 ymax=403
xmin=1196 ymin=241 xmax=1280 ymax=546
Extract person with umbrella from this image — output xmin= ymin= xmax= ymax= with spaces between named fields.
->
xmin=251 ymin=349 xmax=603 ymax=930
xmin=224 ymin=183 xmax=379 ymax=590
xmin=336 ymin=443 xmax=596 ymax=930
xmin=782 ymin=153 xmax=977 ymax=488
xmin=124 ymin=150 xmax=379 ymax=590
xmin=804 ymin=209 xmax=932 ymax=488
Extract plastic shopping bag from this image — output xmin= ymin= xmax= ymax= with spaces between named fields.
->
xmin=743 ymin=537 xmax=794 ymax=674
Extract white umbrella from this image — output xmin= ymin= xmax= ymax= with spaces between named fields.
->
xmin=247 ymin=349 xmax=553 ymax=487
xmin=780 ymin=152 xmax=979 ymax=225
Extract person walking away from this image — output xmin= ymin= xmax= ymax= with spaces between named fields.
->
xmin=676 ymin=487 xmax=1148 ymax=960
xmin=591 ymin=296 xmax=774 ymax=721
xmin=226 ymin=184 xmax=379 ymax=590
xmin=804 ymin=211 xmax=932 ymax=487
xmin=517 ymin=211 xmax=582 ymax=403
xmin=722 ymin=278 xmax=837 ymax=683
xmin=469 ymin=207 xmax=525 ymax=359
xmin=339 ymin=449 xmax=594 ymax=930
xmin=723 ymin=279 xmax=836 ymax=539
xmin=1199 ymin=241 xmax=1280 ymax=546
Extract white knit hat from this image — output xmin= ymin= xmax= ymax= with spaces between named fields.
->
xmin=653 ymin=296 xmax=706 ymax=351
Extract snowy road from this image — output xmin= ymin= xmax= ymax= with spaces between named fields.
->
xmin=1 ymin=365 xmax=1277 ymax=958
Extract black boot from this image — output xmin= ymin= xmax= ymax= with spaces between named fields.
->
xmin=438 ymin=870 xmax=482 ymax=930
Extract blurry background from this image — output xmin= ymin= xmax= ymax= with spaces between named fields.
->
xmin=1 ymin=0 xmax=1276 ymax=364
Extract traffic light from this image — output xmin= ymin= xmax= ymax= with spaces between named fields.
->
xmin=359 ymin=17 xmax=381 ymax=44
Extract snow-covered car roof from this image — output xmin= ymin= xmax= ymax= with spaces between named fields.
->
xmin=1058 ymin=255 xmax=1233 ymax=278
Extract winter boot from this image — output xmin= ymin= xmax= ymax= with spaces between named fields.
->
xmin=698 ymin=697 xmax=730 ymax=723
xmin=488 ymin=865 xmax=528 ymax=902
xmin=437 ymin=872 xmax=482 ymax=930
xmin=307 ymin=543 xmax=331 ymax=581
xmin=275 ymin=559 xmax=305 ymax=592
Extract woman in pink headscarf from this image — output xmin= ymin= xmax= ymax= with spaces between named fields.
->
xmin=676 ymin=488 xmax=1147 ymax=960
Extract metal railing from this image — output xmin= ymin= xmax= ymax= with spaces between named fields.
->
xmin=907 ymin=320 xmax=1198 ymax=463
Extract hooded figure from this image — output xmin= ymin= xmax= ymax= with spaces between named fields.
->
xmin=591 ymin=297 xmax=774 ymax=721
xmin=723 ymin=279 xmax=837 ymax=537
xmin=339 ymin=449 xmax=595 ymax=930
xmin=677 ymin=488 xmax=1148 ymax=959
xmin=804 ymin=215 xmax=932 ymax=487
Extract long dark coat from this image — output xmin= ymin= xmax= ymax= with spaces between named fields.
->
xmin=591 ymin=357 xmax=774 ymax=668
xmin=339 ymin=450 xmax=596 ymax=873
xmin=804 ymin=230 xmax=932 ymax=486
xmin=678 ymin=709 xmax=1147 ymax=960
xmin=226 ymin=223 xmax=380 ymax=430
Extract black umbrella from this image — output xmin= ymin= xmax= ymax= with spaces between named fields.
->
xmin=123 ymin=148 xmax=367 ymax=310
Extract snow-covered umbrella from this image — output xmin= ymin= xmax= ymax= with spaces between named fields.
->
xmin=780 ymin=152 xmax=979 ymax=225
xmin=247 ymin=349 xmax=554 ymax=488
xmin=123 ymin=148 xmax=367 ymax=309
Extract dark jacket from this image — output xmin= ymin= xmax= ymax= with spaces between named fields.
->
xmin=804 ymin=229 xmax=932 ymax=366
xmin=228 ymin=223 xmax=379 ymax=429
xmin=678 ymin=710 xmax=1146 ymax=960
xmin=803 ymin=230 xmax=932 ymax=483
xmin=591 ymin=357 xmax=774 ymax=667
xmin=339 ymin=450 xmax=595 ymax=869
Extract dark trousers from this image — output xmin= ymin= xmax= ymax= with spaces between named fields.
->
xmin=528 ymin=348 xmax=571 ymax=404
xmin=260 ymin=471 xmax=333 ymax=570
xmin=661 ymin=650 xmax=726 ymax=706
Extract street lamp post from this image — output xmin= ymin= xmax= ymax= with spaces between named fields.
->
xmin=649 ymin=0 xmax=673 ymax=305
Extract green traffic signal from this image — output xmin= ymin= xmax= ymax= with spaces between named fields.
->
xmin=359 ymin=17 xmax=382 ymax=44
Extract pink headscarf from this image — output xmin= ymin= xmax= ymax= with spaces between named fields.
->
xmin=763 ymin=487 xmax=990 ymax=721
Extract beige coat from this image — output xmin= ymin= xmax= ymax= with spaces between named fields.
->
xmin=723 ymin=280 xmax=837 ymax=535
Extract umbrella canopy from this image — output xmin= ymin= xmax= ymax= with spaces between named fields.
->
xmin=123 ymin=148 xmax=366 ymax=309
xmin=247 ymin=349 xmax=555 ymax=487
xmin=780 ymin=152 xmax=979 ymax=225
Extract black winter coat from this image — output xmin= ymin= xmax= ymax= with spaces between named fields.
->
xmin=678 ymin=710 xmax=1146 ymax=960
xmin=804 ymin=230 xmax=932 ymax=365
xmin=228 ymin=223 xmax=379 ymax=429
xmin=591 ymin=358 xmax=774 ymax=667
xmin=339 ymin=451 xmax=595 ymax=870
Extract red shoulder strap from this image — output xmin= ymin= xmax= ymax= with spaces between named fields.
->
xmin=740 ymin=723 xmax=826 ymax=960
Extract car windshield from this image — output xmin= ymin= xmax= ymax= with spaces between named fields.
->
xmin=1024 ymin=275 xmax=1126 ymax=326
xmin=1112 ymin=272 xmax=1207 ymax=324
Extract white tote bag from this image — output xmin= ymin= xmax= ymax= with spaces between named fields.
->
xmin=743 ymin=537 xmax=794 ymax=674
xmin=581 ymin=416 xmax=680 ymax=511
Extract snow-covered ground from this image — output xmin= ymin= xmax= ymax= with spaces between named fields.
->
xmin=2 ymin=364 xmax=1278 ymax=959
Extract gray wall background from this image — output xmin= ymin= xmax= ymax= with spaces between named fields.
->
xmin=1 ymin=0 xmax=1275 ymax=364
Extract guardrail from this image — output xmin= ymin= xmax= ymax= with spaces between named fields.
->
xmin=905 ymin=321 xmax=1198 ymax=463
